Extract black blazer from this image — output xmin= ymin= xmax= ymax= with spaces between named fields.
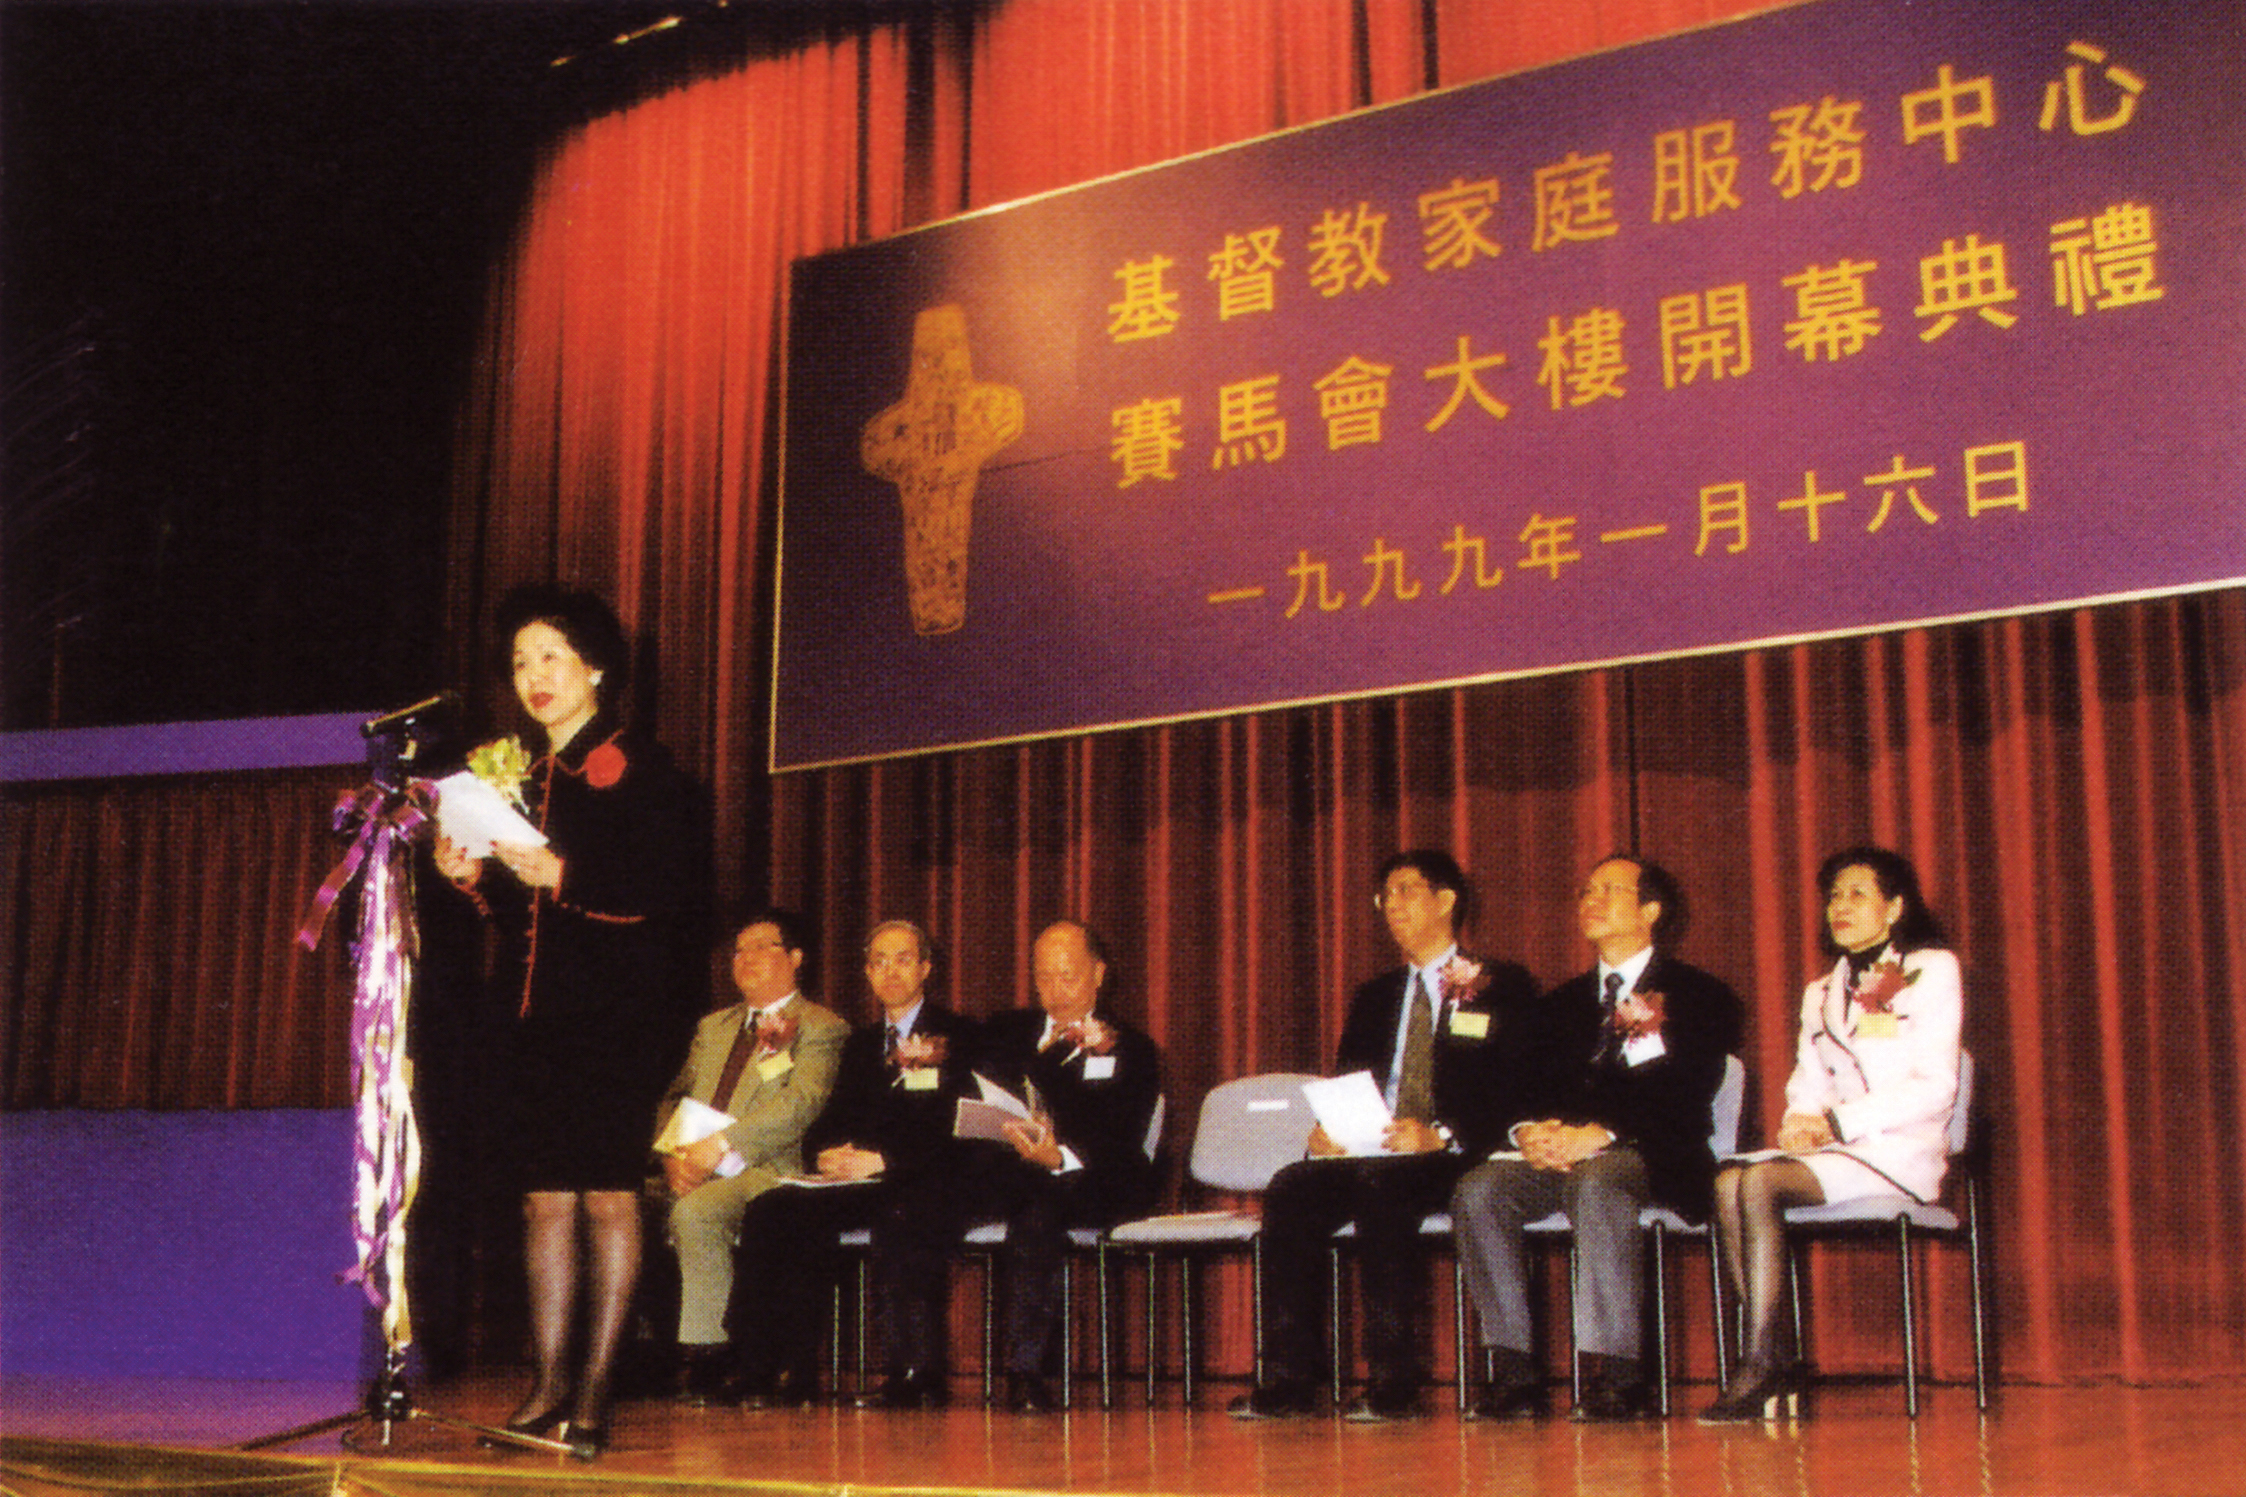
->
xmin=1535 ymin=953 xmax=1744 ymax=1217
xmin=973 ymin=1007 xmax=1165 ymax=1221
xmin=1333 ymin=953 xmax=1541 ymax=1160
xmin=802 ymin=1000 xmax=982 ymax=1182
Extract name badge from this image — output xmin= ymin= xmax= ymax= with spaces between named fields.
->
xmin=1083 ymin=1055 xmax=1118 ymax=1080
xmin=902 ymin=1067 xmax=941 ymax=1091
xmin=1448 ymin=1009 xmax=1490 ymax=1040
xmin=1855 ymin=1012 xmax=1900 ymax=1040
xmin=756 ymin=1051 xmax=794 ymax=1082
xmin=1622 ymin=1032 xmax=1667 ymax=1067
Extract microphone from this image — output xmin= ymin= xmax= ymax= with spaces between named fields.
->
xmin=361 ymin=691 xmax=459 ymax=739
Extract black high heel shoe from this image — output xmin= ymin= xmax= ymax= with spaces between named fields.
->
xmin=506 ymin=1405 xmax=570 ymax=1437
xmin=565 ymin=1419 xmax=609 ymax=1460
xmin=479 ymin=1398 xmax=571 ymax=1449
xmin=1696 ymin=1360 xmax=1808 ymax=1424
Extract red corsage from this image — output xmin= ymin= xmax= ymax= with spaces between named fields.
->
xmin=584 ymin=742 xmax=627 ymax=789
xmin=1610 ymin=988 xmax=1667 ymax=1043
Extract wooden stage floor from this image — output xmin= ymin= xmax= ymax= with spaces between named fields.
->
xmin=2 ymin=1371 xmax=2235 ymax=1496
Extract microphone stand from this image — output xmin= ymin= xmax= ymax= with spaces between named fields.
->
xmin=236 ymin=718 xmax=567 ymax=1457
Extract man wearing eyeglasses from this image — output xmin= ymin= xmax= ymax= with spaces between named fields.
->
xmin=722 ymin=918 xmax=980 ymax=1409
xmin=1229 ymin=850 xmax=1540 ymax=1422
xmin=660 ymin=910 xmax=847 ymax=1405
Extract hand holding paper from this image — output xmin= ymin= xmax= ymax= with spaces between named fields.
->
xmin=1301 ymin=1071 xmax=1393 ymax=1157
xmin=430 ymin=769 xmax=548 ymax=859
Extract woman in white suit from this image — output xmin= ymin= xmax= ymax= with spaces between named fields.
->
xmin=1698 ymin=846 xmax=1962 ymax=1422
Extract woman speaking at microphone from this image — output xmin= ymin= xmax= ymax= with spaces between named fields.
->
xmin=435 ymin=586 xmax=708 ymax=1457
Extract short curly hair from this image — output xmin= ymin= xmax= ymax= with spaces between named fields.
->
xmin=495 ymin=585 xmax=631 ymax=698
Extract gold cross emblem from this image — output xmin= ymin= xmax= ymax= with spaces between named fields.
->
xmin=860 ymin=305 xmax=1025 ymax=634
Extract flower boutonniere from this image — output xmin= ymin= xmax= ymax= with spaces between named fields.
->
xmin=1852 ymin=958 xmax=1920 ymax=1015
xmin=1610 ymin=987 xmax=1668 ymax=1044
xmin=466 ymin=735 xmax=533 ymax=813
xmin=1056 ymin=1016 xmax=1118 ymax=1058
xmin=1439 ymin=953 xmax=1492 ymax=1007
xmin=754 ymin=1006 xmax=800 ymax=1057
xmin=892 ymin=1032 xmax=950 ymax=1072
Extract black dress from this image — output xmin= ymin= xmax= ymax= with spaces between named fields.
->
xmin=466 ymin=711 xmax=710 ymax=1193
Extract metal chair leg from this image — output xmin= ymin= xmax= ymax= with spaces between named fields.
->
xmin=1452 ymin=1250 xmax=1469 ymax=1414
xmin=1144 ymin=1254 xmax=1161 ymax=1407
xmin=1181 ymin=1256 xmax=1198 ymax=1408
xmin=1098 ymin=1246 xmax=1113 ymax=1411
xmin=1251 ymin=1238 xmax=1265 ymax=1390
xmin=1060 ymin=1257 xmax=1074 ymax=1410
xmin=1707 ymin=1226 xmax=1729 ymax=1389
xmin=1649 ymin=1221 xmax=1671 ymax=1416
xmin=1897 ymin=1215 xmax=1919 ymax=1417
xmin=1968 ymin=1183 xmax=1991 ymax=1411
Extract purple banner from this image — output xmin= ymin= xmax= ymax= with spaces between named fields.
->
xmin=773 ymin=0 xmax=2246 ymax=770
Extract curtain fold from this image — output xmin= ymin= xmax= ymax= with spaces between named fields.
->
xmin=8 ymin=0 xmax=2245 ymax=1386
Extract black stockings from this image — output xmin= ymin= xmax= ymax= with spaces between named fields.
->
xmin=513 ymin=1190 xmax=642 ymax=1429
xmin=1710 ymin=1158 xmax=1823 ymax=1377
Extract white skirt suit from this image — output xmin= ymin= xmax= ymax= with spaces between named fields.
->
xmin=1782 ymin=947 xmax=1963 ymax=1204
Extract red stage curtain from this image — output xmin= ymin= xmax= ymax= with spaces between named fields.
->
xmin=432 ymin=0 xmax=2246 ymax=1387
xmin=2 ymin=770 xmax=355 ymax=1108
xmin=10 ymin=0 xmax=2246 ymax=1388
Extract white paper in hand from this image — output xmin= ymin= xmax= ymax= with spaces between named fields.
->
xmin=1302 ymin=1070 xmax=1394 ymax=1157
xmin=654 ymin=1096 xmax=735 ymax=1155
xmin=431 ymin=770 xmax=548 ymax=858
xmin=972 ymin=1072 xmax=1033 ymax=1119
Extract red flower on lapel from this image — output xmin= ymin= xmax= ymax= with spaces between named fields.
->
xmin=1440 ymin=953 xmax=1492 ymax=1006
xmin=1852 ymin=959 xmax=1917 ymax=1014
xmin=1058 ymin=1017 xmax=1117 ymax=1056
xmin=1610 ymin=987 xmax=1667 ymax=1043
xmin=584 ymin=742 xmax=627 ymax=789
xmin=753 ymin=1006 xmax=799 ymax=1057
xmin=892 ymin=1032 xmax=950 ymax=1071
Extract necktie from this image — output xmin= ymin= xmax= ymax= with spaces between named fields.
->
xmin=1595 ymin=972 xmax=1626 ymax=1064
xmin=710 ymin=1009 xmax=762 ymax=1109
xmin=1395 ymin=972 xmax=1436 ymax=1123
xmin=885 ymin=1021 xmax=901 ymax=1061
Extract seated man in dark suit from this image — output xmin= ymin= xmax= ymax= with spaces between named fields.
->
xmin=1230 ymin=850 xmax=1540 ymax=1422
xmin=722 ymin=919 xmax=980 ymax=1408
xmin=1450 ymin=855 xmax=1743 ymax=1421
xmin=961 ymin=919 xmax=1164 ymax=1413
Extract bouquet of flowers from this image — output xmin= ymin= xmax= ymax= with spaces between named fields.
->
xmin=465 ymin=735 xmax=533 ymax=813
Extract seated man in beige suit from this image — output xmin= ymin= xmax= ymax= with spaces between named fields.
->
xmin=659 ymin=908 xmax=846 ymax=1402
